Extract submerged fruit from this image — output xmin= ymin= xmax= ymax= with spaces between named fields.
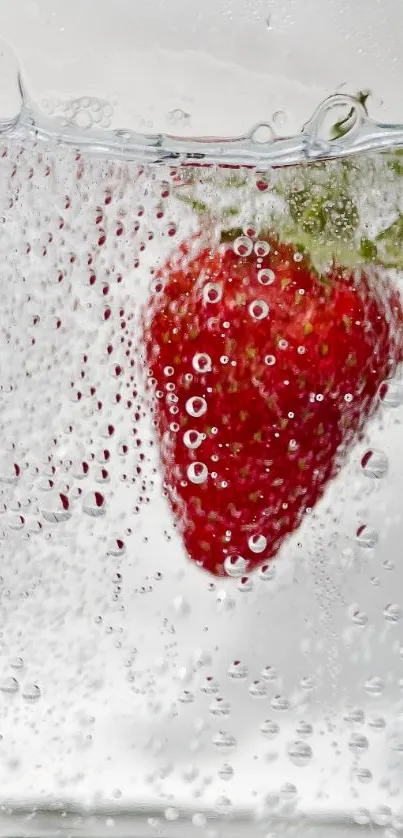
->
xmin=144 ymin=232 xmax=403 ymax=576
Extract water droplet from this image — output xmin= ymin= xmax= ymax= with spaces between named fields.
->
xmin=224 ymin=555 xmax=247 ymax=578
xmin=300 ymin=675 xmax=316 ymax=693
xmin=354 ymin=809 xmax=370 ymax=826
xmin=361 ymin=448 xmax=388 ymax=479
xmin=233 ymin=236 xmax=253 ymax=257
xmin=22 ymin=682 xmax=41 ymax=701
xmin=264 ymin=354 xmax=276 ymax=367
xmin=258 ymin=268 xmax=275 ymax=286
xmin=178 ymin=690 xmax=194 ymax=704
xmin=287 ymin=740 xmax=313 ymax=766
xmin=384 ymin=603 xmax=403 ymax=624
xmin=186 ymin=397 xmax=207 ymax=418
xmin=248 ymin=534 xmax=267 ymax=554
xmin=249 ymin=680 xmax=268 ymax=698
xmin=260 ymin=719 xmax=279 ymax=738
xmin=228 ymin=660 xmax=248 ymax=679
xmin=378 ymin=380 xmax=403 ymax=407
xmin=164 ymin=808 xmax=179 ymax=822
xmin=209 ymin=697 xmax=230 ymax=716
xmin=187 ymin=462 xmax=208 ymax=484
xmin=218 ymin=763 xmax=234 ymax=781
xmin=192 ymin=353 xmax=212 ymax=373
xmin=192 ymin=813 xmax=206 ymax=828
xmin=212 ymin=730 xmax=237 ymax=752
xmin=365 ymin=676 xmax=384 ymax=697
xmin=203 ymin=283 xmax=222 ymax=304
xmin=83 ymin=491 xmax=106 ymax=517
xmin=273 ymin=110 xmax=286 ymax=127
xmin=356 ymin=524 xmax=378 ymax=548
xmin=348 ymin=733 xmax=369 ymax=754
xmin=0 ymin=676 xmax=19 ymax=694
xmin=249 ymin=299 xmax=269 ymax=320
xmin=351 ymin=607 xmax=368 ymax=626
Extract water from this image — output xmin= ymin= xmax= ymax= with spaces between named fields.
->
xmin=0 ymin=61 xmax=403 ymax=837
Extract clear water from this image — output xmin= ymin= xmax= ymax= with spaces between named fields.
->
xmin=1 ymin=78 xmax=403 ymax=837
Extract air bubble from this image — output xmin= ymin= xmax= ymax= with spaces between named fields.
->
xmin=22 ymin=683 xmax=41 ymax=701
xmin=356 ymin=524 xmax=378 ymax=548
xmin=383 ymin=603 xmax=403 ymax=624
xmin=265 ymin=355 xmax=276 ymax=366
xmin=187 ymin=462 xmax=208 ymax=485
xmin=361 ymin=448 xmax=388 ymax=479
xmin=228 ymin=660 xmax=248 ymax=679
xmin=249 ymin=680 xmax=268 ymax=698
xmin=183 ymin=430 xmax=204 ymax=450
xmin=378 ymin=380 xmax=403 ymax=407
xmin=287 ymin=740 xmax=313 ymax=766
xmin=209 ymin=697 xmax=231 ymax=716
xmin=233 ymin=236 xmax=253 ymax=257
xmin=271 ymin=695 xmax=290 ymax=711
xmin=203 ymin=283 xmax=222 ymax=304
xmin=365 ymin=676 xmax=384 ymax=697
xmin=260 ymin=719 xmax=279 ymax=738
xmin=258 ymin=562 xmax=276 ymax=581
xmin=192 ymin=353 xmax=212 ymax=373
xmin=296 ymin=720 xmax=313 ymax=737
xmin=83 ymin=491 xmax=106 ymax=517
xmin=200 ymin=676 xmax=219 ymax=694
xmin=186 ymin=397 xmax=207 ymax=418
xmin=41 ymin=492 xmax=71 ymax=523
xmin=218 ymin=763 xmax=234 ymax=781
xmin=224 ymin=555 xmax=247 ymax=578
xmin=261 ymin=665 xmax=278 ymax=682
xmin=0 ymin=676 xmax=19 ymax=694
xmin=212 ymin=730 xmax=237 ymax=752
xmin=236 ymin=575 xmax=253 ymax=592
xmin=257 ymin=268 xmax=275 ymax=286
xmin=254 ymin=241 xmax=271 ymax=257
xmin=356 ymin=767 xmax=372 ymax=783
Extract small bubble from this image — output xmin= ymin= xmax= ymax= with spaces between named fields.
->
xmin=287 ymin=740 xmax=312 ymax=766
xmin=83 ymin=491 xmax=106 ymax=517
xmin=228 ymin=660 xmax=248 ymax=679
xmin=258 ymin=562 xmax=276 ymax=581
xmin=361 ymin=448 xmax=388 ymax=479
xmin=179 ymin=690 xmax=194 ymax=704
xmin=41 ymin=492 xmax=71 ymax=523
xmin=273 ymin=110 xmax=286 ymax=126
xmin=281 ymin=782 xmax=297 ymax=800
xmin=265 ymin=354 xmax=276 ymax=366
xmin=200 ymin=676 xmax=219 ymax=694
xmin=218 ymin=763 xmax=234 ymax=781
xmin=261 ymin=665 xmax=278 ymax=682
xmin=248 ymin=534 xmax=267 ymax=553
xmin=192 ymin=813 xmax=206 ymax=828
xmin=378 ymin=380 xmax=403 ymax=407
xmin=10 ymin=657 xmax=24 ymax=670
xmin=0 ymin=676 xmax=19 ymax=694
xmin=278 ymin=339 xmax=288 ymax=350
xmin=384 ymin=603 xmax=403 ymax=624
xmin=164 ymin=808 xmax=179 ymax=822
xmin=22 ymin=683 xmax=41 ymax=701
xmin=372 ymin=806 xmax=392 ymax=827
xmin=192 ymin=353 xmax=212 ymax=373
xmin=233 ymin=236 xmax=253 ymax=256
xmin=356 ymin=524 xmax=378 ymax=548
xmin=368 ymin=715 xmax=386 ymax=731
xmin=254 ymin=241 xmax=271 ymax=257
xmin=203 ymin=283 xmax=222 ymax=304
xmin=183 ymin=429 xmax=204 ymax=449
xmin=212 ymin=730 xmax=237 ymax=752
xmin=343 ymin=706 xmax=365 ymax=725
xmin=300 ymin=675 xmax=316 ymax=693
xmin=293 ymin=252 xmax=304 ymax=263
xmin=365 ymin=676 xmax=384 ymax=697
xmin=260 ymin=719 xmax=279 ymax=738
xmin=356 ymin=767 xmax=372 ymax=783
xmin=236 ymin=575 xmax=253 ymax=592
xmin=209 ymin=697 xmax=230 ymax=716
xmin=296 ymin=720 xmax=313 ymax=737
xmin=249 ymin=299 xmax=269 ymax=320
xmin=258 ymin=268 xmax=275 ymax=286
xmin=186 ymin=397 xmax=207 ymax=418
xmin=348 ymin=733 xmax=368 ymax=754
xmin=271 ymin=695 xmax=290 ymax=712
xmin=187 ymin=462 xmax=208 ymax=485
xmin=249 ymin=680 xmax=268 ymax=698
xmin=354 ymin=809 xmax=370 ymax=826
xmin=224 ymin=555 xmax=247 ymax=578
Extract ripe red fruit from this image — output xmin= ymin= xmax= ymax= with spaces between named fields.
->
xmin=144 ymin=232 xmax=403 ymax=576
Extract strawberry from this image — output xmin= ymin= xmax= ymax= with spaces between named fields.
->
xmin=143 ymin=230 xmax=403 ymax=577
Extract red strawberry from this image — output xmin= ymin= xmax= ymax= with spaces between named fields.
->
xmin=143 ymin=231 xmax=403 ymax=577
